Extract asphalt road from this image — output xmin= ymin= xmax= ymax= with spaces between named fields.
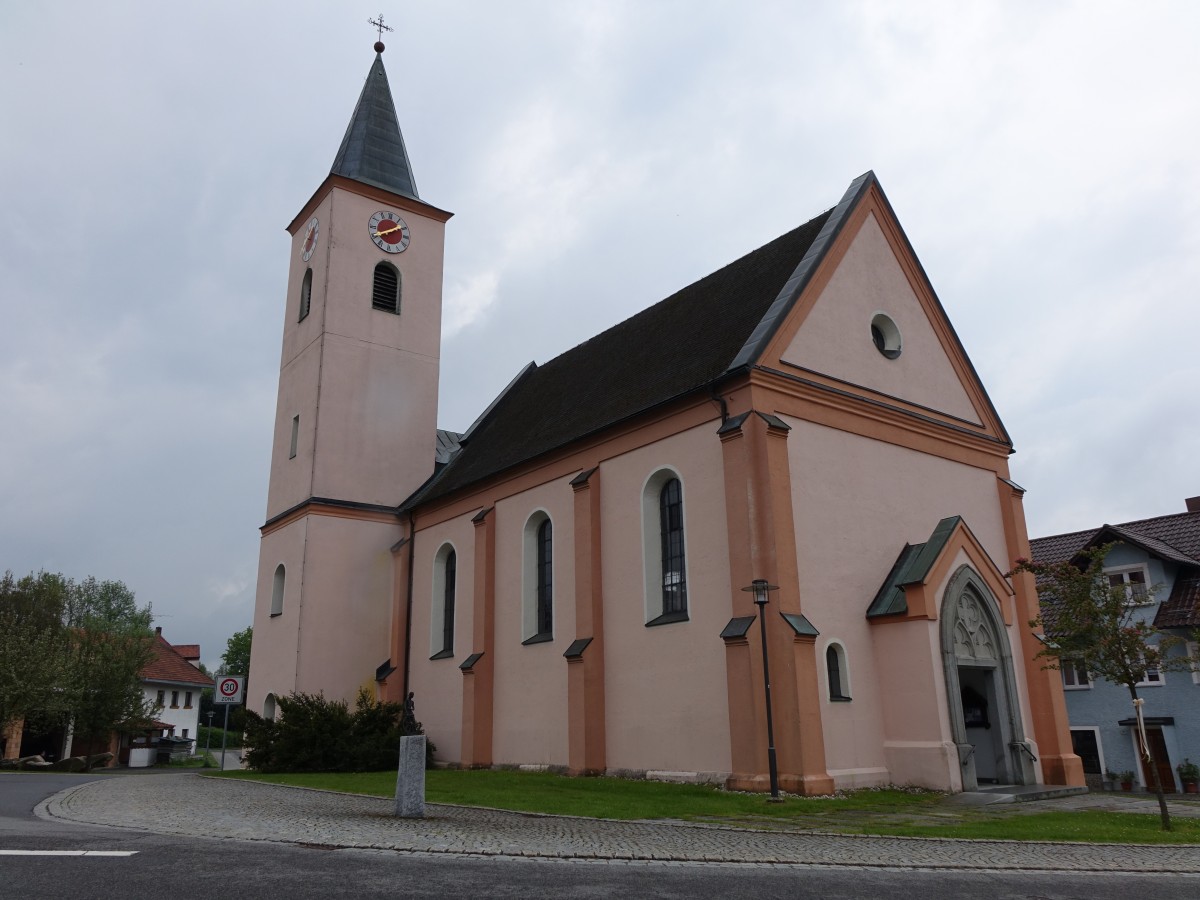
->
xmin=4 ymin=773 xmax=1200 ymax=899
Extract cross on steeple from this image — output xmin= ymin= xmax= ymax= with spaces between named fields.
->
xmin=369 ymin=14 xmax=394 ymax=50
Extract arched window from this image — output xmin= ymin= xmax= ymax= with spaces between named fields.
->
xmin=263 ymin=693 xmax=277 ymax=721
xmin=372 ymin=261 xmax=401 ymax=314
xmin=643 ymin=469 xmax=689 ymax=625
xmin=270 ymin=564 xmax=285 ymax=617
xmin=431 ymin=545 xmax=456 ymax=659
xmin=659 ymin=478 xmax=687 ymax=615
xmin=522 ymin=513 xmax=553 ymax=643
xmin=826 ymin=643 xmax=851 ymax=701
xmin=298 ymin=268 xmax=312 ymax=321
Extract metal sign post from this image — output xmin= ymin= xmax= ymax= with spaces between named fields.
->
xmin=213 ymin=676 xmax=245 ymax=772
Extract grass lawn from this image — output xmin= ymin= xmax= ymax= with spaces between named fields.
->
xmin=204 ymin=768 xmax=1200 ymax=844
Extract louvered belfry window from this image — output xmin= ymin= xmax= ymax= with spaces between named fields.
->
xmin=372 ymin=262 xmax=400 ymax=313
xmin=299 ymin=268 xmax=312 ymax=321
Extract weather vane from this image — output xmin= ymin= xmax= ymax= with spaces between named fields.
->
xmin=369 ymin=14 xmax=394 ymax=48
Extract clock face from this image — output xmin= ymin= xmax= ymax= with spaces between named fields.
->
xmin=301 ymin=217 xmax=319 ymax=261
xmin=369 ymin=210 xmax=411 ymax=253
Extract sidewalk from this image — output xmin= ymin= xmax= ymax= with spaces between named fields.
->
xmin=39 ymin=773 xmax=1200 ymax=873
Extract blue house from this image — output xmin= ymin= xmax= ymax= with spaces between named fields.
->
xmin=1030 ymin=497 xmax=1200 ymax=791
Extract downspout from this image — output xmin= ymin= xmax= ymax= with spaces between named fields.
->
xmin=710 ymin=387 xmax=729 ymax=425
xmin=402 ymin=508 xmax=417 ymax=701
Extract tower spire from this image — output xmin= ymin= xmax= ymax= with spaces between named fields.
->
xmin=329 ymin=38 xmax=418 ymax=200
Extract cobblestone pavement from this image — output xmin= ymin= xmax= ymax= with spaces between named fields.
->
xmin=40 ymin=774 xmax=1200 ymax=873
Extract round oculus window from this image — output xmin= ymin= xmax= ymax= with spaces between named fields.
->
xmin=870 ymin=313 xmax=902 ymax=360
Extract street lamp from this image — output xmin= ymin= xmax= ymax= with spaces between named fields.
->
xmin=742 ymin=579 xmax=781 ymax=801
xmin=203 ymin=711 xmax=214 ymax=768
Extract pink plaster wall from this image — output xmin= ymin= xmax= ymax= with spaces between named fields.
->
xmin=407 ymin=517 xmax=476 ymax=764
xmin=786 ymin=417 xmax=1010 ymax=790
xmin=781 ymin=212 xmax=981 ymax=425
xmin=490 ymin=483 xmax=575 ymax=766
xmin=247 ymin=522 xmax=306 ymax=717
xmin=598 ymin=423 xmax=734 ymax=776
xmin=291 ymin=515 xmax=400 ymax=703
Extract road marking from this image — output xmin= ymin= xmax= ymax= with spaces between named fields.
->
xmin=0 ymin=850 xmax=138 ymax=856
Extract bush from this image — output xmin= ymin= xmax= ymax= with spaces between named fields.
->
xmin=243 ymin=688 xmax=433 ymax=773
xmin=197 ymin=725 xmax=241 ymax=749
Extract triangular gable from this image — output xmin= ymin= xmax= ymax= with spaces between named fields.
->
xmin=867 ymin=516 xmax=1014 ymax=624
xmin=1076 ymin=524 xmax=1198 ymax=568
xmin=747 ymin=173 xmax=1010 ymax=444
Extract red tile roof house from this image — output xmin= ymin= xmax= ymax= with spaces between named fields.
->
xmin=1029 ymin=497 xmax=1200 ymax=793
xmin=133 ymin=628 xmax=215 ymax=759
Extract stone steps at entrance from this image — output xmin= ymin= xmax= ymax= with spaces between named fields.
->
xmin=954 ymin=783 xmax=1090 ymax=805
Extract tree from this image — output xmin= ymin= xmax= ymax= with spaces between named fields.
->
xmin=1012 ymin=544 xmax=1193 ymax=831
xmin=63 ymin=577 xmax=158 ymax=757
xmin=0 ymin=571 xmax=75 ymax=733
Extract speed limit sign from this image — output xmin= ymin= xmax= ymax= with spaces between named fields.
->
xmin=215 ymin=676 xmax=245 ymax=705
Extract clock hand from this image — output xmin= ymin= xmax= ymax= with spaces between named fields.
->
xmin=373 ymin=225 xmax=403 ymax=237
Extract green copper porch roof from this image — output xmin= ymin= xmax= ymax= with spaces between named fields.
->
xmin=867 ymin=516 xmax=962 ymax=618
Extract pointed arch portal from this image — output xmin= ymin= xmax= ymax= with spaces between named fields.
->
xmin=940 ymin=566 xmax=1037 ymax=790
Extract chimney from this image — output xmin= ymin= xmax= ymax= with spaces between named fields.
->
xmin=155 ymin=626 xmax=162 ymax=636
xmin=1187 ymin=497 xmax=1200 ymax=513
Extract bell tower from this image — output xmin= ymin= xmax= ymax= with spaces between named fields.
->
xmin=247 ymin=39 xmax=452 ymax=716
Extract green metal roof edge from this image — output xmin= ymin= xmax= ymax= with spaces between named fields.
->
xmin=866 ymin=516 xmax=963 ymax=619
xmin=780 ymin=612 xmax=819 ymax=637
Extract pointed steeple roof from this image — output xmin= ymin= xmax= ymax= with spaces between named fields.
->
xmin=329 ymin=50 xmax=419 ymax=200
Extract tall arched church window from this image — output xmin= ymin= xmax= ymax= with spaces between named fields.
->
xmin=270 ymin=564 xmax=285 ymax=617
xmin=522 ymin=513 xmax=554 ymax=643
xmin=299 ymin=268 xmax=312 ymax=321
xmin=372 ymin=262 xmax=401 ymax=314
xmin=431 ymin=545 xmax=456 ymax=659
xmin=537 ymin=519 xmax=553 ymax=635
xmin=659 ymin=478 xmax=687 ymax=615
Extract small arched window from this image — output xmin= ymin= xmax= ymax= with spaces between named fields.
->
xmin=270 ymin=564 xmax=285 ymax=617
xmin=263 ymin=693 xmax=277 ymax=721
xmin=827 ymin=643 xmax=851 ymax=701
xmin=298 ymin=268 xmax=312 ymax=321
xmin=431 ymin=545 xmax=456 ymax=659
xmin=372 ymin=262 xmax=401 ymax=314
xmin=659 ymin=478 xmax=687 ymax=615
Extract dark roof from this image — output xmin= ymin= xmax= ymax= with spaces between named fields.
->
xmin=329 ymin=52 xmax=419 ymax=200
xmin=1029 ymin=508 xmax=1200 ymax=629
xmin=1029 ymin=511 xmax=1200 ymax=567
xmin=142 ymin=635 xmax=214 ymax=688
xmin=409 ymin=208 xmax=834 ymax=505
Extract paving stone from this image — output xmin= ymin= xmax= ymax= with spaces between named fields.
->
xmin=37 ymin=774 xmax=1200 ymax=873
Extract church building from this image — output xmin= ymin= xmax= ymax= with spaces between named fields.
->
xmin=247 ymin=43 xmax=1085 ymax=794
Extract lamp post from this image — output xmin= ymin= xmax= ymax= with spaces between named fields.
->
xmin=742 ymin=579 xmax=781 ymax=801
xmin=203 ymin=711 xmax=214 ymax=768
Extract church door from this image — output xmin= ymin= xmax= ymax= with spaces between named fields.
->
xmin=940 ymin=566 xmax=1036 ymax=791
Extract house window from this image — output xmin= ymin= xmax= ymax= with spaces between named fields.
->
xmin=184 ymin=691 xmax=193 ymax=709
xmin=1137 ymin=658 xmax=1164 ymax=687
xmin=643 ymin=471 xmax=689 ymax=625
xmin=171 ymin=690 xmax=179 ymax=708
xmin=289 ymin=415 xmax=299 ymax=459
xmin=1189 ymin=642 xmax=1200 ymax=685
xmin=299 ymin=268 xmax=312 ymax=321
xmin=270 ymin=564 xmax=286 ymax=616
xmin=156 ymin=690 xmax=165 ymax=707
xmin=1061 ymin=659 xmax=1091 ymax=689
xmin=1106 ymin=565 xmax=1150 ymax=604
xmin=522 ymin=513 xmax=553 ymax=643
xmin=431 ymin=545 xmax=456 ymax=659
xmin=826 ymin=643 xmax=851 ymax=701
xmin=182 ymin=728 xmax=189 ymax=739
xmin=371 ymin=261 xmax=401 ymax=314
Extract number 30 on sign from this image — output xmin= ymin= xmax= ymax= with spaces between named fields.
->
xmin=215 ymin=676 xmax=245 ymax=705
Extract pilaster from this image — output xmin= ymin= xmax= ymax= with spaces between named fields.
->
xmin=460 ymin=506 xmax=496 ymax=767
xmin=566 ymin=467 xmax=607 ymax=775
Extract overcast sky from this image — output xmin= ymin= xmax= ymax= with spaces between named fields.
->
xmin=2 ymin=1 xmax=1197 ymax=669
